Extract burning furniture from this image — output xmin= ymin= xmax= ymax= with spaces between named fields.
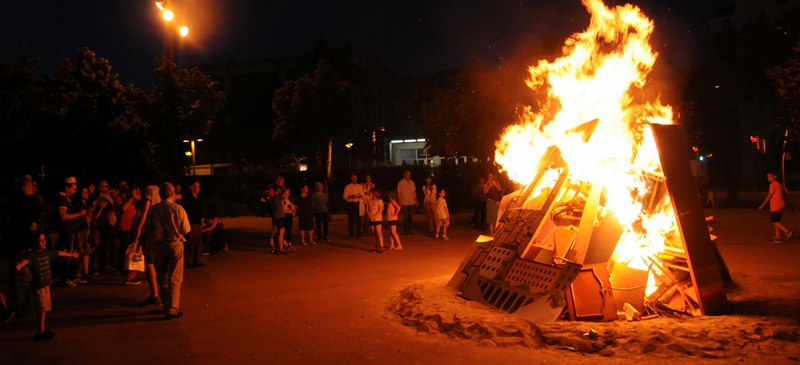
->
xmin=447 ymin=0 xmax=728 ymax=323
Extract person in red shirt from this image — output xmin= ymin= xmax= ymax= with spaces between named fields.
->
xmin=759 ymin=172 xmax=793 ymax=242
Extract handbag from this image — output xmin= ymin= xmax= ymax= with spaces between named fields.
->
xmin=124 ymin=241 xmax=145 ymax=272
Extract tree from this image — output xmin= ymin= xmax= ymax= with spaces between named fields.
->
xmin=769 ymin=41 xmax=800 ymax=142
xmin=150 ymin=56 xmax=225 ymax=175
xmin=272 ymin=59 xmax=366 ymax=170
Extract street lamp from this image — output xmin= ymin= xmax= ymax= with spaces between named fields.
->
xmin=155 ymin=1 xmax=189 ymax=63
xmin=345 ymin=142 xmax=354 ymax=168
xmin=183 ymin=138 xmax=203 ymax=175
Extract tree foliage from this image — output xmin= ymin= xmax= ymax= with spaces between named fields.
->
xmin=769 ymin=41 xmax=800 ymax=141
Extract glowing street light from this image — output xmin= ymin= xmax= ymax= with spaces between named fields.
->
xmin=345 ymin=142 xmax=354 ymax=168
xmin=179 ymin=26 xmax=189 ymax=37
xmin=183 ymin=138 xmax=203 ymax=175
xmin=155 ymin=1 xmax=189 ymax=62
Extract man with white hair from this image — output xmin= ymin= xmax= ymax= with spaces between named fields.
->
xmin=147 ymin=182 xmax=191 ymax=320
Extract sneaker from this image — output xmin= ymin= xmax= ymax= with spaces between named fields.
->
xmin=202 ymin=252 xmax=211 ymax=256
xmin=1 ymin=310 xmax=15 ymax=323
xmin=62 ymin=279 xmax=77 ymax=287
xmin=34 ymin=331 xmax=55 ymax=341
xmin=165 ymin=311 xmax=184 ymax=320
xmin=73 ymin=277 xmax=88 ymax=284
xmin=442 ymin=236 xmax=450 ymax=240
xmin=125 ymin=280 xmax=141 ymax=286
xmin=768 ymin=237 xmax=782 ymax=243
xmin=433 ymin=236 xmax=439 ymax=240
xmin=785 ymin=230 xmax=794 ymax=242
xmin=140 ymin=296 xmax=162 ymax=306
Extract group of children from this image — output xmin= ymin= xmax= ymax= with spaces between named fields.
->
xmin=364 ymin=187 xmax=450 ymax=254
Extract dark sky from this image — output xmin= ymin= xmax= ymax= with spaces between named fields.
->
xmin=0 ymin=0 xmax=729 ymax=89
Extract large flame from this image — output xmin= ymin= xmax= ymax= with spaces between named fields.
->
xmin=495 ymin=0 xmax=677 ymax=292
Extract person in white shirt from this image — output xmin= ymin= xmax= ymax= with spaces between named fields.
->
xmin=396 ymin=170 xmax=418 ymax=235
xmin=342 ymin=173 xmax=365 ymax=238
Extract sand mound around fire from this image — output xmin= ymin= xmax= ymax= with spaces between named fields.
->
xmin=387 ymin=278 xmax=800 ymax=362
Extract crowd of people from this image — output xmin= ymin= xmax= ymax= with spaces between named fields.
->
xmin=0 ymin=169 xmax=504 ymax=341
xmin=0 ymin=175 xmax=227 ymax=340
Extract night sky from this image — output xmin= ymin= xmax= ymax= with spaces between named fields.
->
xmin=1 ymin=0 xmax=729 ymax=89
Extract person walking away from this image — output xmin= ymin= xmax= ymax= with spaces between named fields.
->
xmin=312 ymin=182 xmax=330 ymax=242
xmin=397 ymin=170 xmax=418 ymax=235
xmin=16 ymin=233 xmax=80 ymax=340
xmin=118 ymin=187 xmax=142 ymax=285
xmin=343 ymin=173 xmax=365 ymax=239
xmin=182 ymin=181 xmax=205 ymax=268
xmin=366 ymin=189 xmax=385 ymax=253
xmin=135 ymin=183 xmax=163 ymax=306
xmin=146 ymin=182 xmax=191 ymax=320
xmin=386 ymin=191 xmax=403 ymax=250
xmin=434 ymin=189 xmax=450 ymax=240
xmin=297 ymin=185 xmax=316 ymax=245
xmin=759 ymin=172 xmax=793 ymax=242
xmin=484 ymin=173 xmax=504 ymax=236
xmin=422 ymin=176 xmax=438 ymax=234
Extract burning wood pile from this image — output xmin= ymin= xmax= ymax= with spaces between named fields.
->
xmin=448 ymin=0 xmax=729 ymax=323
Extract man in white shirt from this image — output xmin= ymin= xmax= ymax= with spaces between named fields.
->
xmin=396 ymin=170 xmax=418 ymax=234
xmin=342 ymin=173 xmax=365 ymax=238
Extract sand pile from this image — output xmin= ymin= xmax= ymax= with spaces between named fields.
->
xmin=387 ymin=277 xmax=800 ymax=362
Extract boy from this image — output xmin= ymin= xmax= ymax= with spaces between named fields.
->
xmin=434 ymin=189 xmax=450 ymax=240
xmin=16 ymin=233 xmax=80 ymax=340
xmin=759 ymin=172 xmax=793 ymax=242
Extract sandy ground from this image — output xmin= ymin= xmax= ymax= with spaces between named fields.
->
xmin=1 ymin=201 xmax=799 ymax=365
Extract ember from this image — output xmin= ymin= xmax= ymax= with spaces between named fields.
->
xmin=448 ymin=0 xmax=728 ymax=323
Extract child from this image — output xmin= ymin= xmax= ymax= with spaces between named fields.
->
xmin=434 ymin=189 xmax=450 ymax=240
xmin=16 ymin=233 xmax=80 ymax=340
xmin=366 ymin=189 xmax=385 ymax=253
xmin=386 ymin=191 xmax=403 ymax=250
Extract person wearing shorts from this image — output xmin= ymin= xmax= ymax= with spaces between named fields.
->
xmin=759 ymin=172 xmax=793 ymax=242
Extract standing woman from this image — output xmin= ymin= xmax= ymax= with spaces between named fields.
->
xmin=282 ymin=188 xmax=296 ymax=250
xmin=361 ymin=175 xmax=376 ymax=236
xmin=297 ymin=184 xmax=316 ymax=245
xmin=312 ymin=182 xmax=330 ymax=242
xmin=386 ymin=191 xmax=403 ymax=250
xmin=422 ymin=175 xmax=438 ymax=234
xmin=366 ymin=189 xmax=385 ymax=253
xmin=484 ymin=173 xmax=504 ymax=236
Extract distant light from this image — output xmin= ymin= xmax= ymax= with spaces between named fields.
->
xmin=155 ymin=2 xmax=164 ymax=11
xmin=699 ymin=156 xmax=705 ymax=161
xmin=196 ymin=138 xmax=203 ymax=142
xmin=179 ymin=26 xmax=189 ymax=37
xmin=416 ymin=138 xmax=427 ymax=142
xmin=403 ymin=139 xmax=416 ymax=143
xmin=185 ymin=151 xmax=192 ymax=156
xmin=714 ymin=85 xmax=719 ymax=89
xmin=390 ymin=140 xmax=404 ymax=144
xmin=162 ymin=9 xmax=174 ymax=21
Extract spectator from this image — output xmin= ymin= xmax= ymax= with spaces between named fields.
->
xmin=182 ymin=181 xmax=205 ymax=268
xmin=396 ymin=170 xmax=418 ymax=235
xmin=366 ymin=189 xmax=385 ymax=253
xmin=174 ymin=184 xmax=183 ymax=205
xmin=343 ymin=173 xmax=365 ymax=239
xmin=135 ymin=183 xmax=163 ymax=307
xmin=202 ymin=217 xmax=228 ymax=254
xmin=95 ymin=180 xmax=117 ymax=273
xmin=471 ymin=177 xmax=487 ymax=227
xmin=297 ymin=184 xmax=316 ymax=245
xmin=312 ymin=182 xmax=330 ymax=242
xmin=118 ymin=186 xmax=142 ymax=285
xmin=15 ymin=233 xmax=80 ymax=340
xmin=422 ymin=175 xmax=438 ymax=234
xmin=54 ymin=176 xmax=86 ymax=287
xmin=4 ymin=174 xmax=40 ymax=317
xmin=434 ymin=189 xmax=450 ymax=240
xmin=386 ymin=191 xmax=403 ymax=250
xmin=759 ymin=172 xmax=793 ymax=242
xmin=361 ymin=175 xmax=376 ymax=237
xmin=484 ymin=173 xmax=504 ymax=236
xmin=282 ymin=188 xmax=297 ymax=250
xmin=270 ymin=185 xmax=287 ymax=254
xmin=146 ymin=182 xmax=191 ymax=320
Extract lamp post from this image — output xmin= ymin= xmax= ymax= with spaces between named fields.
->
xmin=345 ymin=142 xmax=354 ymax=168
xmin=183 ymin=138 xmax=203 ymax=175
xmin=155 ymin=1 xmax=189 ymax=63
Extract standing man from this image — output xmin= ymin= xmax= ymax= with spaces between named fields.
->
xmin=471 ymin=177 xmax=487 ymax=227
xmin=3 ymin=174 xmax=40 ymax=317
xmin=397 ymin=170 xmax=418 ymax=235
xmin=342 ymin=173 xmax=364 ymax=239
xmin=54 ymin=176 xmax=86 ymax=287
xmin=95 ymin=180 xmax=117 ymax=273
xmin=759 ymin=172 xmax=793 ymax=242
xmin=182 ymin=181 xmax=205 ymax=268
xmin=147 ymin=182 xmax=191 ymax=320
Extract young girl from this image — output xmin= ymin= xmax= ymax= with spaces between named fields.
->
xmin=386 ymin=190 xmax=403 ymax=250
xmin=282 ymin=188 xmax=297 ymax=250
xmin=366 ymin=189 xmax=385 ymax=253
xmin=422 ymin=176 xmax=438 ymax=234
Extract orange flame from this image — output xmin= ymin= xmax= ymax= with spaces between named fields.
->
xmin=495 ymin=0 xmax=677 ymax=293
